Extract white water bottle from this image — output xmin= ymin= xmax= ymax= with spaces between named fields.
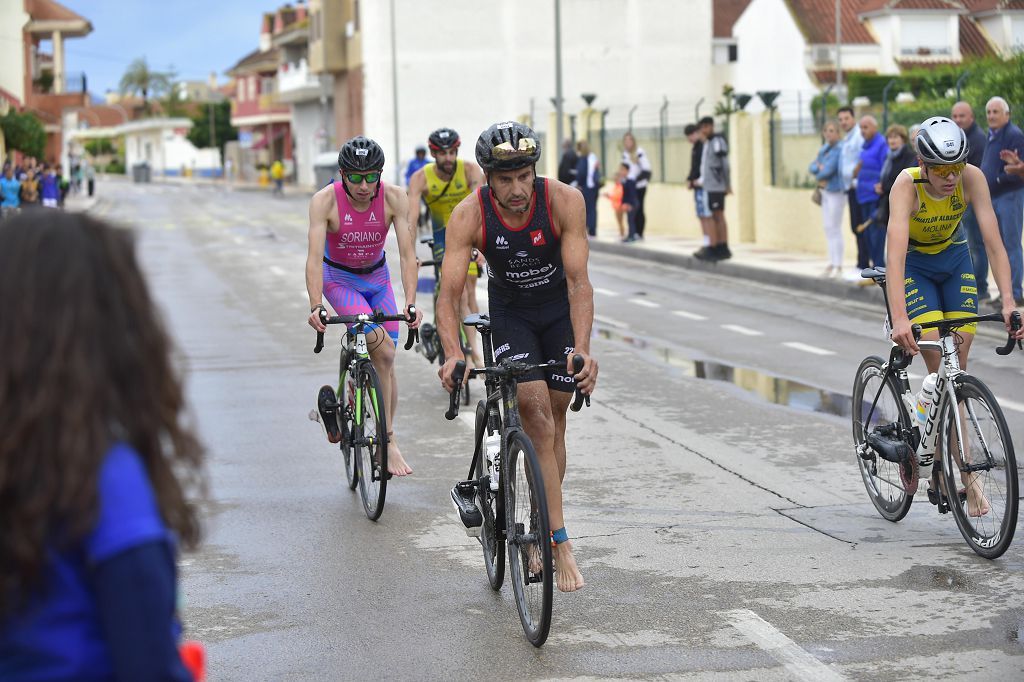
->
xmin=485 ymin=433 xmax=501 ymax=491
xmin=915 ymin=373 xmax=937 ymax=427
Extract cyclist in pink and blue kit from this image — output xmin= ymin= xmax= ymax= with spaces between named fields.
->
xmin=306 ymin=136 xmax=423 ymax=476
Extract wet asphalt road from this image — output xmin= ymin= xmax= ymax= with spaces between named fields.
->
xmin=95 ymin=179 xmax=1024 ymax=680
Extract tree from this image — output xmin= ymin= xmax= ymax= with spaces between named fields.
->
xmin=83 ymin=137 xmax=117 ymax=156
xmin=187 ymin=100 xmax=238 ymax=160
xmin=119 ymin=58 xmax=174 ymax=114
xmin=0 ymin=110 xmax=46 ymax=159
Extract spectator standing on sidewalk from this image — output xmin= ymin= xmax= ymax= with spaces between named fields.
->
xmin=270 ymin=159 xmax=285 ymax=196
xmin=686 ymin=123 xmax=714 ymax=257
xmin=1 ymin=166 xmax=21 ymax=219
xmin=558 ymin=139 xmax=578 ymax=186
xmin=621 ymin=132 xmax=651 ymax=240
xmin=872 ymin=124 xmax=916 ymax=236
xmin=809 ymin=121 xmax=844 ymax=277
xmin=19 ymin=169 xmax=40 ymax=208
xmin=85 ymin=161 xmax=96 ymax=198
xmin=574 ymin=139 xmax=601 ymax=237
xmin=39 ymin=166 xmax=60 ymax=208
xmin=837 ymin=106 xmax=865 ymax=278
xmin=695 ymin=116 xmax=731 ymax=261
xmin=855 ymin=115 xmax=887 ymax=267
xmin=980 ymin=96 xmax=1024 ymax=308
xmin=952 ymin=101 xmax=990 ymax=302
xmin=404 ymin=146 xmax=428 ymax=186
xmin=616 ymin=162 xmax=639 ymax=242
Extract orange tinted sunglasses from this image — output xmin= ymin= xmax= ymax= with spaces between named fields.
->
xmin=927 ymin=162 xmax=966 ymax=178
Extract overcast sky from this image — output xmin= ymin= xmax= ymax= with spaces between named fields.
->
xmin=60 ymin=1 xmax=287 ymax=97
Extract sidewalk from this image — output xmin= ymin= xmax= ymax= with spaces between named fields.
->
xmin=588 ymin=233 xmax=887 ymax=306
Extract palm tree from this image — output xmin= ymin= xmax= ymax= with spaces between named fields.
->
xmin=119 ymin=58 xmax=174 ymax=114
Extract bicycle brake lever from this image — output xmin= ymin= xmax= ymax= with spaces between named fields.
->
xmin=314 ymin=308 xmax=328 ymax=353
xmin=445 ymin=360 xmax=466 ymax=420
xmin=569 ymin=354 xmax=590 ymax=412
xmin=404 ymin=305 xmax=419 ymax=350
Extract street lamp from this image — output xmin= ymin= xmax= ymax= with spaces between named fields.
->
xmin=757 ymin=91 xmax=781 ymax=186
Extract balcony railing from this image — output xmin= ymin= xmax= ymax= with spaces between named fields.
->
xmin=277 ymin=59 xmax=320 ymax=94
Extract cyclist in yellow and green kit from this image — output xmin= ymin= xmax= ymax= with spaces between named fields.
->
xmin=407 ymin=128 xmax=486 ymax=367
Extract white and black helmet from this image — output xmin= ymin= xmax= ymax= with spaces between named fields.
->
xmin=914 ymin=116 xmax=969 ymax=165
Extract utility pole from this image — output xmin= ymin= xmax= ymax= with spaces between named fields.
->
xmin=554 ymin=0 xmax=564 ymax=153
xmin=208 ymin=101 xmax=216 ymax=151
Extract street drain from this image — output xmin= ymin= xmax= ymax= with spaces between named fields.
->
xmin=595 ymin=325 xmax=853 ymax=418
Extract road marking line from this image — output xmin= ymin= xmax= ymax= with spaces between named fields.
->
xmin=782 ymin=341 xmax=836 ymax=356
xmin=672 ymin=309 xmax=708 ymax=321
xmin=593 ymin=287 xmax=619 ymax=297
xmin=629 ymin=298 xmax=660 ymax=308
xmin=725 ymin=609 xmax=847 ymax=682
xmin=594 ymin=314 xmax=627 ymax=328
xmin=269 ymin=266 xmax=287 ymax=277
xmin=721 ymin=324 xmax=764 ymax=336
xmin=997 ymin=396 xmax=1024 ymax=413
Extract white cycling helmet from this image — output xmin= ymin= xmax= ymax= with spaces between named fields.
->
xmin=914 ymin=116 xmax=969 ymax=165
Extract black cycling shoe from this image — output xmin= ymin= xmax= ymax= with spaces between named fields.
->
xmin=451 ymin=481 xmax=482 ymax=528
xmin=317 ymin=385 xmax=342 ymax=444
xmin=420 ymin=322 xmax=439 ymax=362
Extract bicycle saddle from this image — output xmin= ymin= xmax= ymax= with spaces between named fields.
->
xmin=463 ymin=313 xmax=490 ymax=329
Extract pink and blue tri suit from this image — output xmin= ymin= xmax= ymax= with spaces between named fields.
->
xmin=322 ymin=181 xmax=400 ymax=344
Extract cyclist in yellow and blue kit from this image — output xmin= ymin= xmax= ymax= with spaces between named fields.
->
xmin=407 ymin=128 xmax=486 ymax=366
xmin=886 ymin=116 xmax=1024 ymax=516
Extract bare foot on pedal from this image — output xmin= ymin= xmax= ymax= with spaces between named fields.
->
xmin=387 ymin=432 xmax=413 ymax=476
xmin=553 ymin=541 xmax=585 ymax=593
xmin=965 ymin=474 xmax=990 ymax=517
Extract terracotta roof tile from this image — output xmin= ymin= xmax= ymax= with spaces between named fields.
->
xmin=713 ymin=0 xmax=753 ymax=38
xmin=964 ymin=1 xmax=1024 ymax=10
xmin=26 ymin=0 xmax=89 ymax=23
xmin=226 ymin=47 xmax=280 ymax=75
xmin=786 ymin=0 xmax=876 ymax=44
xmin=812 ymin=68 xmax=878 ymax=85
xmin=861 ymin=0 xmax=965 ymax=10
xmin=960 ymin=14 xmax=996 ymax=56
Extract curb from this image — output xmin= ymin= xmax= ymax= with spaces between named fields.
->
xmin=588 ymin=239 xmax=886 ymax=306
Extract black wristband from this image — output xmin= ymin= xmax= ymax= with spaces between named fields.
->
xmin=311 ymin=303 xmax=325 ymax=313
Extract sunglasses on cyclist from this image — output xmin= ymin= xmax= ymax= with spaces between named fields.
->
xmin=491 ymin=137 xmax=538 ymax=160
xmin=926 ymin=162 xmax=966 ymax=178
xmin=344 ymin=171 xmax=381 ymax=184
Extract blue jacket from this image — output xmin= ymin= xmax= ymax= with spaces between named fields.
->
xmin=809 ymin=142 xmax=842 ymax=193
xmin=856 ymin=133 xmax=888 ymax=204
xmin=980 ymin=121 xmax=1024 ymax=199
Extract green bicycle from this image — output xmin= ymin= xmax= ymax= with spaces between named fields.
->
xmin=314 ymin=308 xmax=416 ymax=521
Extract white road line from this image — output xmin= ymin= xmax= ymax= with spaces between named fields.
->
xmin=721 ymin=324 xmax=764 ymax=336
xmin=629 ymin=298 xmax=660 ymax=308
xmin=269 ymin=266 xmax=287 ymax=277
xmin=593 ymin=287 xmax=619 ymax=297
xmin=594 ymin=314 xmax=627 ymax=328
xmin=997 ymin=396 xmax=1024 ymax=414
xmin=672 ymin=309 xmax=708 ymax=321
xmin=725 ymin=609 xmax=847 ymax=682
xmin=782 ymin=341 xmax=836 ymax=356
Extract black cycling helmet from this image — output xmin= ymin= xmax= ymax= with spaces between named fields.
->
xmin=914 ymin=116 xmax=969 ymax=165
xmin=337 ymin=135 xmax=386 ymax=172
xmin=428 ymin=127 xmax=460 ymax=151
xmin=475 ymin=121 xmax=541 ymax=173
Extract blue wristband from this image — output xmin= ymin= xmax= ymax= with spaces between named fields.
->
xmin=550 ymin=527 xmax=569 ymax=545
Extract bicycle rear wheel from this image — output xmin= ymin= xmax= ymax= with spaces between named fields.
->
xmin=473 ymin=401 xmax=504 ymax=590
xmin=940 ymin=375 xmax=1018 ymax=559
xmin=503 ymin=429 xmax=552 ymax=647
xmin=852 ymin=356 xmax=915 ymax=522
xmin=355 ymin=365 xmax=388 ymax=521
xmin=339 ymin=369 xmax=358 ymax=491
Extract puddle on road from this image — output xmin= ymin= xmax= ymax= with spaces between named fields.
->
xmin=895 ymin=565 xmax=974 ymax=592
xmin=596 ymin=326 xmax=853 ymax=419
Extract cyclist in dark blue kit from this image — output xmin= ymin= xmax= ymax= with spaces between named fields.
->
xmin=436 ymin=121 xmax=598 ymax=593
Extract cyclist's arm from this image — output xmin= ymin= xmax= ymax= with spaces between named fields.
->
xmin=405 ymin=168 xmax=426 ymax=236
xmin=965 ymin=166 xmax=1023 ymax=337
xmin=306 ymin=188 xmax=331 ymax=331
xmin=437 ymin=197 xmax=479 ymax=390
xmin=386 ymin=184 xmax=421 ymax=327
xmin=553 ymin=181 xmax=598 ymax=393
xmin=884 ymin=172 xmax=917 ymax=352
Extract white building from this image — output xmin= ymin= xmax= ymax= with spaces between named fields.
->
xmin=67 ymin=118 xmax=221 ymax=177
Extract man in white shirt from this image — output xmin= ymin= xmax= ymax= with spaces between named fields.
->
xmin=838 ymin=106 xmax=866 ymax=278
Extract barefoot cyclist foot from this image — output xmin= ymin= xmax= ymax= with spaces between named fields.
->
xmin=964 ymin=473 xmax=990 ymax=517
xmin=552 ymin=529 xmax=584 ymax=593
xmin=387 ymin=431 xmax=413 ymax=476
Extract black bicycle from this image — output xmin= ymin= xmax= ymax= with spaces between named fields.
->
xmin=853 ymin=267 xmax=1021 ymax=558
xmin=446 ymin=313 xmax=589 ymax=647
xmin=313 ymin=308 xmax=417 ymax=521
xmin=415 ymin=235 xmax=476 ymax=405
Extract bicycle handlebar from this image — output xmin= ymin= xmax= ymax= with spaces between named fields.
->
xmin=445 ymin=360 xmax=466 ymax=420
xmin=569 ymin=354 xmax=591 ymax=412
xmin=313 ymin=306 xmax=419 ymax=354
xmin=909 ymin=310 xmax=1022 ymax=356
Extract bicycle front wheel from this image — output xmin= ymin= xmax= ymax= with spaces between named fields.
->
xmin=355 ymin=365 xmax=388 ymax=521
xmin=852 ymin=356 xmax=915 ymax=522
xmin=940 ymin=375 xmax=1018 ymax=559
xmin=339 ymin=369 xmax=358 ymax=491
xmin=473 ymin=401 xmax=504 ymax=590
xmin=503 ymin=429 xmax=552 ymax=647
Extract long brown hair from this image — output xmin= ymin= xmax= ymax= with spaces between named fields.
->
xmin=0 ymin=211 xmax=204 ymax=616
